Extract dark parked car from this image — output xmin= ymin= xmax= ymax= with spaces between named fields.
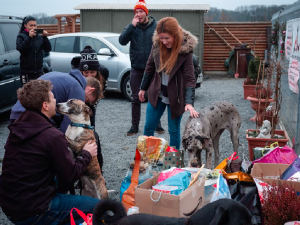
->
xmin=0 ymin=15 xmax=51 ymax=113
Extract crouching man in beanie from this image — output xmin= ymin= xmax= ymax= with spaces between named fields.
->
xmin=0 ymin=80 xmax=99 ymax=225
xmin=119 ymin=0 xmax=165 ymax=136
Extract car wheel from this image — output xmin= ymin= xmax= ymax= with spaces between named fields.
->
xmin=122 ymin=75 xmax=133 ymax=102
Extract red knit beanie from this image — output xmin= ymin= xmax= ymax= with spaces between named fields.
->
xmin=134 ymin=0 xmax=148 ymax=15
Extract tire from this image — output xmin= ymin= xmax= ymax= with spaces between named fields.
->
xmin=122 ymin=75 xmax=133 ymax=102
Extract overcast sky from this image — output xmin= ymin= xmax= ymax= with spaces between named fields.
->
xmin=0 ymin=0 xmax=297 ymax=17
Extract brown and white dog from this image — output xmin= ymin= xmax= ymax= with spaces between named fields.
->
xmin=182 ymin=102 xmax=241 ymax=169
xmin=57 ymin=99 xmax=108 ymax=199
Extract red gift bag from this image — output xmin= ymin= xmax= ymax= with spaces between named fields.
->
xmin=70 ymin=208 xmax=93 ymax=225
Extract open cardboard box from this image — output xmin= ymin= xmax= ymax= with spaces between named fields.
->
xmin=251 ymin=163 xmax=300 ymax=193
xmin=135 ymin=172 xmax=205 ymax=218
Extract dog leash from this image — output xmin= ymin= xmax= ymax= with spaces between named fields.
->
xmin=70 ymin=122 xmax=94 ymax=130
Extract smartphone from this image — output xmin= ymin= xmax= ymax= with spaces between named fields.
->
xmin=35 ymin=29 xmax=44 ymax=34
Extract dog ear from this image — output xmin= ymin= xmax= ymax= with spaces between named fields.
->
xmin=208 ymin=206 xmax=229 ymax=225
xmin=84 ymin=105 xmax=93 ymax=116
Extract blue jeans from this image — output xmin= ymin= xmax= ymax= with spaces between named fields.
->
xmin=144 ymin=98 xmax=182 ymax=149
xmin=10 ymin=193 xmax=99 ymax=225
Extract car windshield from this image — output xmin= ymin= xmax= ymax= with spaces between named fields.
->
xmin=104 ymin=36 xmax=129 ymax=54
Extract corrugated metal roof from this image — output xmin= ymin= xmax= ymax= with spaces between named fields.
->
xmin=74 ymin=3 xmax=210 ymax=11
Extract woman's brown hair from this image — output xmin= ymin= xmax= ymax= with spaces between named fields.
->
xmin=156 ymin=17 xmax=183 ymax=74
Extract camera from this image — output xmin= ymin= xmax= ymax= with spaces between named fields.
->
xmin=35 ymin=29 xmax=43 ymax=34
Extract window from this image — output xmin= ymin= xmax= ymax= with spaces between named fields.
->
xmin=104 ymin=36 xmax=129 ymax=54
xmin=54 ymin=36 xmax=75 ymax=53
xmin=79 ymin=37 xmax=110 ymax=53
xmin=0 ymin=23 xmax=20 ymax=51
xmin=0 ymin=33 xmax=5 ymax=54
xmin=49 ymin=38 xmax=55 ymax=51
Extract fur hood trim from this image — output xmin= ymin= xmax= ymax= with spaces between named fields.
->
xmin=152 ymin=29 xmax=198 ymax=54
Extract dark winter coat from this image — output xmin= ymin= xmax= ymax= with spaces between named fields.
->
xmin=119 ymin=16 xmax=157 ymax=69
xmin=140 ymin=30 xmax=198 ymax=119
xmin=0 ymin=110 xmax=92 ymax=220
xmin=16 ymin=30 xmax=52 ymax=74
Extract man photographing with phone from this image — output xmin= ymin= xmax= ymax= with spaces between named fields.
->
xmin=16 ymin=16 xmax=52 ymax=85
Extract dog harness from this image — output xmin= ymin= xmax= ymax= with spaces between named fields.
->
xmin=70 ymin=122 xmax=94 ymax=130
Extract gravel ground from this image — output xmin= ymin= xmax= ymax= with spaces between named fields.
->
xmin=0 ymin=77 xmax=257 ymax=224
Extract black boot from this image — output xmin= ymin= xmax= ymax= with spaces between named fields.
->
xmin=155 ymin=121 xmax=165 ymax=134
xmin=127 ymin=126 xmax=138 ymax=136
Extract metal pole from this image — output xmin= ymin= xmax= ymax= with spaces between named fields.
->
xmin=295 ymin=79 xmax=300 ymax=155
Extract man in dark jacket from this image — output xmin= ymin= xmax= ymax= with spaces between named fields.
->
xmin=0 ymin=80 xmax=98 ymax=225
xmin=10 ymin=68 xmax=104 ymax=171
xmin=119 ymin=0 xmax=165 ymax=136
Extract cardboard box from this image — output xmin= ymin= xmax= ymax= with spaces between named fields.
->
xmin=251 ymin=163 xmax=300 ymax=193
xmin=135 ymin=173 xmax=205 ymax=218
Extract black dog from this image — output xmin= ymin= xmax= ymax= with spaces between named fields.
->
xmin=92 ymin=198 xmax=252 ymax=225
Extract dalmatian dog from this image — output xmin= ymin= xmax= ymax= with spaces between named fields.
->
xmin=182 ymin=102 xmax=241 ymax=169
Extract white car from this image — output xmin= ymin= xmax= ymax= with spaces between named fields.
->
xmin=47 ymin=32 xmax=202 ymax=101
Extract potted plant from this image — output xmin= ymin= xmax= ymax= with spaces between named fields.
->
xmin=262 ymin=181 xmax=300 ymax=224
xmin=246 ymin=56 xmax=289 ymax=161
xmin=243 ymin=56 xmax=262 ymax=99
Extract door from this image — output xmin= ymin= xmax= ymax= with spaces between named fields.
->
xmin=0 ymin=29 xmax=15 ymax=107
xmin=50 ymin=36 xmax=76 ymax=72
xmin=79 ymin=36 xmax=118 ymax=89
xmin=0 ymin=23 xmax=22 ymax=93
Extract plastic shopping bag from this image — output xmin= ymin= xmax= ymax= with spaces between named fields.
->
xmin=210 ymin=172 xmax=231 ymax=203
xmin=281 ymin=156 xmax=300 ymax=181
xmin=70 ymin=208 xmax=92 ymax=225
xmin=253 ymin=145 xmax=297 ymax=165
xmin=152 ymin=171 xmax=191 ymax=196
xmin=157 ymin=167 xmax=185 ymax=183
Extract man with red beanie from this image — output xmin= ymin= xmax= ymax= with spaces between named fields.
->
xmin=119 ymin=0 xmax=165 ymax=136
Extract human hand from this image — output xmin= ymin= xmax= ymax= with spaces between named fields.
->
xmin=138 ymin=90 xmax=146 ymax=102
xmin=42 ymin=30 xmax=48 ymax=36
xmin=29 ymin=29 xmax=36 ymax=38
xmin=185 ymin=104 xmax=199 ymax=118
xmin=132 ymin=15 xmax=139 ymax=27
xmin=83 ymin=141 xmax=97 ymax=158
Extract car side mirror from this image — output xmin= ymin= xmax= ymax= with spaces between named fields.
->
xmin=98 ymin=48 xmax=115 ymax=56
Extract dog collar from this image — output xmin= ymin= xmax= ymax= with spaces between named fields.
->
xmin=70 ymin=122 xmax=94 ymax=130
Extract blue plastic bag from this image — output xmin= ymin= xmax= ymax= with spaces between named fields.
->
xmin=152 ymin=171 xmax=191 ymax=195
xmin=210 ymin=173 xmax=231 ymax=203
xmin=281 ymin=156 xmax=300 ymax=181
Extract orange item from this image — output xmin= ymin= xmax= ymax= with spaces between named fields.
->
xmin=222 ymin=171 xmax=254 ymax=183
xmin=121 ymin=149 xmax=141 ymax=211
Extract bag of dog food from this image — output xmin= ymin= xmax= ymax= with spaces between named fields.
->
xmin=137 ymin=136 xmax=168 ymax=163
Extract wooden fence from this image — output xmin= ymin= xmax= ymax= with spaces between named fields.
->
xmin=40 ymin=21 xmax=271 ymax=74
xmin=204 ymin=22 xmax=271 ymax=73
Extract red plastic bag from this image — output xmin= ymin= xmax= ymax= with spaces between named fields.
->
xmin=253 ymin=145 xmax=297 ymax=165
xmin=157 ymin=168 xmax=185 ymax=183
xmin=70 ymin=208 xmax=93 ymax=225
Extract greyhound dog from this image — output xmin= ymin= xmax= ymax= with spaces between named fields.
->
xmin=182 ymin=102 xmax=241 ymax=169
xmin=57 ymin=99 xmax=108 ymax=199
